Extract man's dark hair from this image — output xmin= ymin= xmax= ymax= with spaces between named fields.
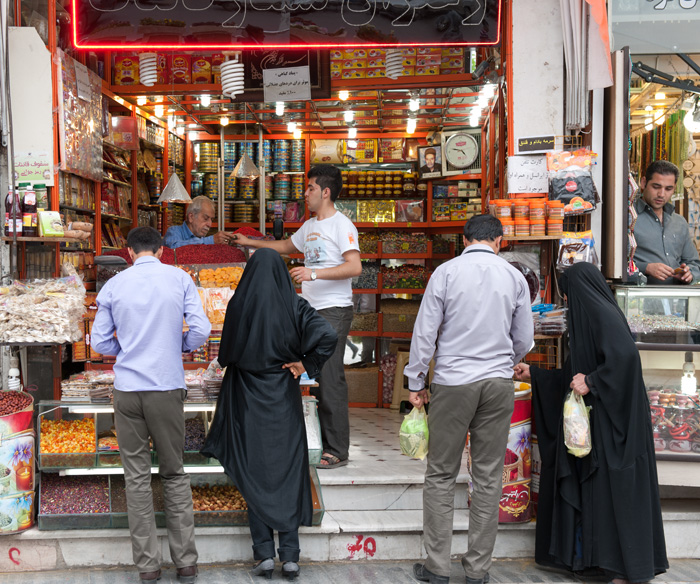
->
xmin=308 ymin=165 xmax=343 ymax=202
xmin=463 ymin=214 xmax=503 ymax=242
xmin=127 ymin=226 xmax=163 ymax=254
xmin=645 ymin=160 xmax=679 ymax=183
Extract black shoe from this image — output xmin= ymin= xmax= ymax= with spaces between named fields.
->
xmin=413 ymin=563 xmax=450 ymax=583
xmin=282 ymin=561 xmax=300 ymax=579
xmin=251 ymin=558 xmax=275 ymax=579
xmin=139 ymin=569 xmax=161 ymax=584
xmin=466 ymin=573 xmax=490 ymax=584
xmin=176 ymin=565 xmax=197 ymax=584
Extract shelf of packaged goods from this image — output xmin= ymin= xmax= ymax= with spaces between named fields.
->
xmin=102 ymin=161 xmax=131 ymax=175
xmin=381 ymin=253 xmax=431 ymax=259
xmin=503 ymin=236 xmax=562 ymax=241
xmin=351 ymin=288 xmax=380 ymax=295
xmin=534 ymin=334 xmax=563 ymax=340
xmin=355 ymin=222 xmax=430 ymax=229
xmin=102 ymin=177 xmax=132 ymax=189
xmin=100 ymin=246 xmax=120 ymax=252
xmin=225 ymin=222 xmax=304 ymax=230
xmin=59 ymin=204 xmax=96 ymax=216
xmin=2 ymin=236 xmax=82 ymax=243
xmin=103 ymin=141 xmax=131 ymax=156
xmin=380 ymin=288 xmax=425 ymax=295
xmin=138 ymin=204 xmax=163 ymax=211
xmin=140 ymin=138 xmax=164 ymax=151
xmin=101 ymin=213 xmax=131 ymax=222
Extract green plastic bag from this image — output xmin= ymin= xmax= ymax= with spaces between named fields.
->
xmin=400 ymin=406 xmax=429 ymax=460
xmin=563 ymin=391 xmax=592 ymax=457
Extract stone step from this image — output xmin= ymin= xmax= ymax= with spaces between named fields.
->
xmin=2 ymin=501 xmax=697 ymax=572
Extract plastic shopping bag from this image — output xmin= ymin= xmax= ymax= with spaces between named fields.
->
xmin=563 ymin=391 xmax=592 ymax=457
xmin=400 ymin=406 xmax=429 ymax=460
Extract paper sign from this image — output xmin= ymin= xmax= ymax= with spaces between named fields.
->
xmin=506 ymin=155 xmax=549 ymax=194
xmin=74 ymin=61 xmax=92 ymax=102
xmin=517 ymin=135 xmax=574 ymax=154
xmin=263 ymin=66 xmax=311 ymax=102
xmin=13 ymin=151 xmax=53 ymax=182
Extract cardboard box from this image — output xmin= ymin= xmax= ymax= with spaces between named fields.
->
xmin=342 ymin=59 xmax=367 ymax=69
xmin=451 ymin=210 xmax=468 ymax=221
xmin=342 ymin=69 xmax=366 ymax=79
xmin=416 ymin=65 xmax=440 ymax=76
xmin=191 ymin=56 xmax=212 ymax=84
xmin=169 ymin=55 xmax=191 ymax=84
xmin=417 ymin=56 xmax=442 ymax=67
xmin=447 ymin=185 xmax=459 ymax=197
xmin=402 ymin=57 xmax=416 ymax=67
xmin=343 ymin=48 xmax=367 ymax=59
xmin=396 ymin=200 xmax=424 ymax=222
xmin=331 ymin=70 xmax=341 ymax=79
xmin=441 ymin=56 xmax=464 ymax=68
xmin=346 ymin=366 xmax=380 ymax=403
xmin=330 ymin=50 xmax=343 ymax=60
xmin=441 ymin=47 xmax=464 ymax=56
xmin=113 ymin=54 xmax=139 ymax=85
xmin=401 ymin=66 xmax=415 ymax=77
xmin=367 ymin=57 xmax=385 ymax=68
xmin=418 ymin=47 xmax=442 ymax=55
xmin=38 ymin=211 xmax=65 ymax=236
xmin=365 ymin=67 xmax=385 ymax=78
xmin=368 ymin=48 xmax=386 ymax=58
xmin=439 ymin=67 xmax=464 ymax=75
xmin=400 ymin=48 xmax=417 ymax=56
xmin=331 ymin=61 xmax=342 ymax=71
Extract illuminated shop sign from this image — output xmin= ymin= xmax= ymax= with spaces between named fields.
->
xmin=72 ymin=0 xmax=501 ymax=49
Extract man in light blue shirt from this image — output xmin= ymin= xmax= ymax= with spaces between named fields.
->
xmin=407 ymin=214 xmax=533 ymax=584
xmin=164 ymin=195 xmax=231 ymax=249
xmin=92 ymin=226 xmax=210 ymax=584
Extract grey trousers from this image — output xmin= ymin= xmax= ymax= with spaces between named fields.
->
xmin=114 ymin=389 xmax=198 ymax=572
xmin=315 ymin=306 xmax=353 ymax=460
xmin=423 ymin=379 xmax=514 ymax=580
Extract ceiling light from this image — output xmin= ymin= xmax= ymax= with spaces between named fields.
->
xmin=137 ymin=96 xmax=147 ymax=107
xmin=348 ymin=127 xmax=357 ymax=139
xmin=482 ymin=83 xmax=496 ymax=99
xmin=220 ymin=116 xmax=229 ymax=126
xmin=200 ymin=94 xmax=211 ymax=107
xmin=287 ymin=121 xmax=297 ymax=133
xmin=339 ymin=90 xmax=350 ymax=101
xmin=188 ymin=123 xmax=197 ymax=128
xmin=469 ymin=116 xmax=480 ymax=128
xmin=655 ymin=92 xmax=666 ymax=100
xmin=154 ymin=105 xmax=164 ymax=118
xmin=409 ymin=98 xmax=419 ymax=112
xmin=167 ymin=115 xmax=176 ymax=129
xmin=188 ymin=131 xmax=197 ymax=141
xmin=406 ymin=118 xmax=417 ymax=134
xmin=276 ymin=101 xmax=285 ymax=116
xmin=645 ymin=105 xmax=653 ymax=111
xmin=344 ymin=110 xmax=354 ymax=123
xmin=176 ymin=125 xmax=185 ymax=136
xmin=685 ymin=101 xmax=700 ymax=133
xmin=293 ymin=128 xmax=302 ymax=139
xmin=655 ymin=113 xmax=666 ymax=125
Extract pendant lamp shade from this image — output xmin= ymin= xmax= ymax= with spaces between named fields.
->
xmin=231 ymin=152 xmax=260 ymax=179
xmin=157 ymin=173 xmax=192 ymax=203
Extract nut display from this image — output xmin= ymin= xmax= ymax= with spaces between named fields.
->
xmin=40 ymin=418 xmax=96 ymax=453
xmin=0 ymin=391 xmax=32 ymax=416
xmin=191 ymin=484 xmax=247 ymax=511
xmin=199 ymin=266 xmax=244 ymax=288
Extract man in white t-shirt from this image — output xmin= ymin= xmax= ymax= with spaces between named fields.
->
xmin=232 ymin=165 xmax=362 ymax=468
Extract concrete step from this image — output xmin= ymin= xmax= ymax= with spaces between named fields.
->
xmin=2 ymin=501 xmax=698 ymax=572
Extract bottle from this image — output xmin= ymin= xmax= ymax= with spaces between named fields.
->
xmin=22 ymin=185 xmax=37 ymax=237
xmin=34 ymin=183 xmax=48 ymax=210
xmin=4 ymin=188 xmax=23 ymax=236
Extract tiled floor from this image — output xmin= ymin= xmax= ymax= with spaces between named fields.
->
xmin=317 ymin=407 xmax=469 ymax=486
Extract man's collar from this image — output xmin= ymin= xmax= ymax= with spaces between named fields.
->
xmin=134 ymin=255 xmax=159 ymax=265
xmin=182 ymin=222 xmax=195 ymax=237
xmin=636 ymin=195 xmax=674 ymax=216
xmin=461 ymin=243 xmax=496 ymax=255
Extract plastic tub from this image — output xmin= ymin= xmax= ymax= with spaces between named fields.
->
xmin=495 ymin=200 xmax=512 ymax=219
xmin=547 ymin=218 xmax=564 ymax=236
xmin=530 ymin=219 xmax=546 ymax=237
xmin=546 ymin=200 xmax=565 ymax=219
xmin=513 ymin=199 xmax=530 ymax=219
xmin=501 ymin=218 xmax=515 ymax=237
xmin=514 ymin=219 xmax=530 ymax=237
xmin=528 ymin=200 xmax=546 ymax=220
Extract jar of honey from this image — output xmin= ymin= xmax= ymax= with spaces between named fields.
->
xmin=514 ymin=218 xmax=530 ymax=237
xmin=513 ymin=199 xmax=530 ymax=219
xmin=501 ymin=218 xmax=515 ymax=237
xmin=546 ymin=200 xmax=565 ymax=219
xmin=529 ymin=199 xmax=546 ymax=220
xmin=530 ymin=218 xmax=546 ymax=237
xmin=495 ymin=200 xmax=512 ymax=219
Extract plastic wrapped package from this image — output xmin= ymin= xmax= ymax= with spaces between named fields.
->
xmin=399 ymin=407 xmax=429 ymax=460
xmin=563 ymin=391 xmax=591 ymax=457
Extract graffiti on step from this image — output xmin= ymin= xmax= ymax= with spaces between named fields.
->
xmin=347 ymin=534 xmax=377 ymax=559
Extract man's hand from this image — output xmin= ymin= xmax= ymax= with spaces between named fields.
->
xmin=283 ymin=361 xmax=306 ymax=379
xmin=570 ymin=373 xmax=590 ymax=396
xmin=290 ymin=266 xmax=312 ymax=284
xmin=213 ymin=231 xmax=231 ymax=245
xmin=673 ymin=263 xmax=693 ymax=284
xmin=230 ymin=233 xmax=254 ymax=247
xmin=409 ymin=389 xmax=429 ymax=409
xmin=645 ymin=262 xmax=675 ymax=281
xmin=513 ymin=363 xmax=531 ymax=381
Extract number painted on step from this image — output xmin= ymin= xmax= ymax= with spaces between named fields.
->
xmin=346 ymin=535 xmax=377 ymax=559
xmin=9 ymin=547 xmax=20 ymax=565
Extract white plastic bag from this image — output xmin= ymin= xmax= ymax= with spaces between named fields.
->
xmin=399 ymin=407 xmax=429 ymax=460
xmin=563 ymin=391 xmax=591 ymax=457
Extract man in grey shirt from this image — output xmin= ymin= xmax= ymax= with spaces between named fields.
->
xmin=633 ymin=160 xmax=700 ymax=284
xmin=406 ymin=214 xmax=534 ymax=584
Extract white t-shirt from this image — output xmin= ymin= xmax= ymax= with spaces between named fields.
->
xmin=291 ymin=211 xmax=360 ymax=310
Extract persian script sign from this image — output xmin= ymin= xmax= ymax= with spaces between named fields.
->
xmin=72 ymin=0 xmax=502 ymax=49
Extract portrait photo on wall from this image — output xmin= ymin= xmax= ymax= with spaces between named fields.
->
xmin=418 ymin=145 xmax=443 ymax=178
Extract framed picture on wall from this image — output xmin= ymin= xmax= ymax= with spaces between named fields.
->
xmin=418 ymin=145 xmax=443 ymax=179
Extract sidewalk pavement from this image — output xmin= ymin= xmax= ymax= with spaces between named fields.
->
xmin=1 ymin=559 xmax=700 ymax=583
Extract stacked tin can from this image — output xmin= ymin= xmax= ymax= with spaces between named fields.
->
xmin=243 ymin=142 xmax=257 ymax=163
xmin=264 ymin=175 xmax=273 ymax=199
xmin=291 ymin=174 xmax=305 ymax=200
xmin=223 ymin=142 xmax=237 ymax=173
xmin=224 ymin=175 xmax=237 ymax=200
xmin=233 ymin=201 xmax=258 ymax=222
xmin=273 ymin=140 xmax=291 ymax=172
xmin=274 ymin=173 xmax=291 ymax=200
xmin=203 ymin=174 xmax=219 ymax=199
xmin=290 ymin=140 xmax=304 ymax=172
xmin=260 ymin=140 xmax=272 ymax=172
xmin=198 ymin=143 xmax=219 ymax=173
xmin=238 ymin=177 xmax=257 ymax=200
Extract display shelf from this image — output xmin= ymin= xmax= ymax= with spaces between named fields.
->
xmin=103 ymin=141 xmax=131 ymax=156
xmin=225 ymin=222 xmax=304 ymax=230
xmin=140 ymin=137 xmax=164 ymax=151
xmin=102 ymin=161 xmax=131 ymax=175
xmin=380 ymin=288 xmax=425 ymax=295
xmin=101 ymin=213 xmax=131 ymax=222
xmin=352 ymin=288 xmax=380 ymax=294
xmin=102 ymin=177 xmax=132 ymax=189
xmin=355 ymin=222 xmax=430 ymax=229
xmin=381 ymin=253 xmax=431 ymax=259
xmin=138 ymin=204 xmax=163 ymax=210
xmin=59 ymin=204 xmax=96 ymax=215
xmin=2 ymin=236 xmax=82 ymax=243
xmin=503 ymin=235 xmax=561 ymax=241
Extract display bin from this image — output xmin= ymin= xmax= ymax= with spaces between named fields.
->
xmin=37 ymin=475 xmax=111 ymax=530
xmin=38 ymin=404 xmax=98 ymax=470
xmin=614 ymin=285 xmax=700 ymax=462
xmin=351 ymin=312 xmax=379 ymax=332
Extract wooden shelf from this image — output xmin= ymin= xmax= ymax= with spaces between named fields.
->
xmin=2 ymin=236 xmax=82 ymax=243
xmin=352 ymin=288 xmax=380 ymax=294
xmin=503 ymin=235 xmax=561 ymax=241
xmin=103 ymin=141 xmax=131 ymax=155
xmin=60 ymin=204 xmax=95 ymax=215
xmin=103 ymin=161 xmax=131 ymax=175
xmin=101 ymin=213 xmax=131 ymax=222
xmin=102 ymin=176 xmax=132 ymax=189
xmin=140 ymin=137 xmax=164 ymax=151
xmin=380 ymin=288 xmax=425 ymax=294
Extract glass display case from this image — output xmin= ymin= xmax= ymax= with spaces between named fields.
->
xmin=614 ymin=285 xmax=700 ymax=461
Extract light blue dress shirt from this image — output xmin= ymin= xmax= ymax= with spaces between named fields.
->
xmin=164 ymin=222 xmax=215 ymax=249
xmin=405 ymin=244 xmax=534 ymax=390
xmin=91 ymin=256 xmax=211 ymax=392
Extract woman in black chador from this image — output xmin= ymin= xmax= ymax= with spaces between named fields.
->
xmin=202 ymin=249 xmax=337 ymax=580
xmin=514 ymin=262 xmax=668 ymax=584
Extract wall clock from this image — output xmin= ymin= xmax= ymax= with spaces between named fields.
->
xmin=441 ymin=131 xmax=480 ymax=176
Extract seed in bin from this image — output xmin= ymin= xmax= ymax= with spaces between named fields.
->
xmin=40 ymin=418 xmax=96 ymax=453
xmin=192 ymin=484 xmax=247 ymax=511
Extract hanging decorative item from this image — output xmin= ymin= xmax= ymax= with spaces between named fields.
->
xmin=139 ymin=53 xmax=158 ymax=87
xmin=221 ymin=58 xmax=245 ymax=98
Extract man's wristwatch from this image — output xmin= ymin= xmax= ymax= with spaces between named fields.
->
xmin=310 ymin=269 xmax=317 ymax=281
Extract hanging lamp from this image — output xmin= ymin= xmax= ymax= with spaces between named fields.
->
xmin=231 ymin=104 xmax=260 ymax=179
xmin=157 ymin=173 xmax=192 ymax=204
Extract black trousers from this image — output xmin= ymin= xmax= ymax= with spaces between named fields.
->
xmin=248 ymin=508 xmax=300 ymax=563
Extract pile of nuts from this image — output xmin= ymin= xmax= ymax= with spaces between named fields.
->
xmin=199 ymin=266 xmax=244 ymax=288
xmin=191 ymin=484 xmax=247 ymax=511
xmin=0 ymin=391 xmax=32 ymax=416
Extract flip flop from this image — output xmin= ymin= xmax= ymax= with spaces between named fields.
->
xmin=318 ymin=453 xmax=348 ymax=469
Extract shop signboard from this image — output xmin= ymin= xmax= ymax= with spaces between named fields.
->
xmin=609 ymin=0 xmax=700 ymax=54
xmin=72 ymin=0 xmax=502 ymax=49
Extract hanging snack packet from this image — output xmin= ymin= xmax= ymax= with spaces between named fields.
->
xmin=563 ymin=391 xmax=591 ymax=457
xmin=399 ymin=406 xmax=429 ymax=460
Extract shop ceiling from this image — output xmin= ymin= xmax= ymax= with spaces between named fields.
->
xmin=114 ymin=79 xmax=497 ymax=137
xmin=630 ymin=54 xmax=700 ymax=132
